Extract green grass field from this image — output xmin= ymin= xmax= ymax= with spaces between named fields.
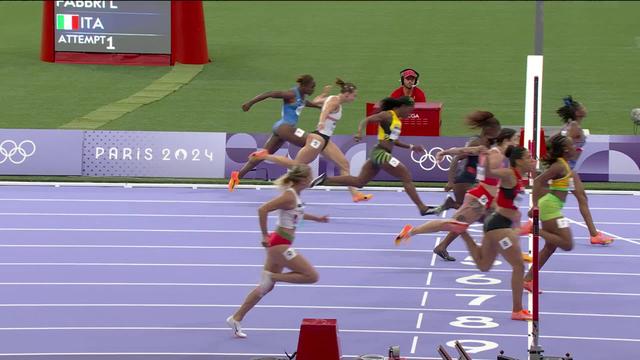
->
xmin=1 ymin=1 xmax=639 ymax=135
xmin=0 ymin=1 xmax=639 ymax=188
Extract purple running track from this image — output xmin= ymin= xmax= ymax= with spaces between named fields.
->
xmin=0 ymin=185 xmax=638 ymax=359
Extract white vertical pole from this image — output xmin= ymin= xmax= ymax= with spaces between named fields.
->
xmin=524 ymin=55 xmax=543 ymax=160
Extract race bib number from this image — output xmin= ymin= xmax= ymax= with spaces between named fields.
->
xmin=389 ymin=157 xmax=400 ymax=167
xmin=478 ymin=194 xmax=489 ymax=206
xmin=310 ymin=139 xmax=322 ymax=149
xmin=389 ymin=127 xmax=401 ymax=140
xmin=283 ymin=247 xmax=298 ymax=261
xmin=294 ymin=128 xmax=305 ymax=137
xmin=557 ymin=218 xmax=570 ymax=229
xmin=499 ymin=237 xmax=513 ymax=250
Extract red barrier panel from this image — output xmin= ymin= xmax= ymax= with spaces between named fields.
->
xmin=40 ymin=1 xmax=55 ymax=62
xmin=296 ymin=318 xmax=341 ymax=360
xmin=171 ymin=0 xmax=210 ymax=65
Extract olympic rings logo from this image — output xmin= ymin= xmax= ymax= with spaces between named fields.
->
xmin=0 ymin=140 xmax=37 ymax=165
xmin=410 ymin=147 xmax=453 ymax=171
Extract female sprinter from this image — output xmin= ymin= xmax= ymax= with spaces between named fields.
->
xmin=395 ymin=128 xmax=520 ymax=262
xmin=310 ymin=96 xmax=437 ymax=216
xmin=435 ymin=111 xmax=501 ymax=212
xmin=459 ymin=145 xmax=536 ymax=321
xmin=226 ymin=164 xmax=328 ymax=338
xmin=523 ymin=134 xmax=578 ymax=292
xmin=556 ymin=96 xmax=613 ymax=245
xmin=250 ymin=78 xmax=373 ymax=202
xmin=228 ymin=75 xmax=328 ymax=191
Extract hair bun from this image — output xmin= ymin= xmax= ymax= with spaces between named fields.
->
xmin=505 ymin=145 xmax=515 ymax=158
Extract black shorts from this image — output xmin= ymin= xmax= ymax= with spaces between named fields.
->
xmin=311 ymin=130 xmax=330 ymax=151
xmin=483 ymin=212 xmax=513 ymax=232
xmin=455 ymin=168 xmax=477 ymax=184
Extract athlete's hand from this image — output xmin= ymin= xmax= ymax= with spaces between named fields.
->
xmin=444 ymin=181 xmax=454 ymax=192
xmin=527 ymin=208 xmax=534 ymax=218
xmin=261 ymin=235 xmax=270 ymax=248
xmin=354 ymin=132 xmax=363 ymax=142
xmin=317 ymin=122 xmax=325 ymax=131
xmin=436 ymin=150 xmax=447 ymax=162
xmin=242 ymin=102 xmax=252 ymax=112
xmin=412 ymin=144 xmax=425 ymax=153
xmin=316 ymin=215 xmax=330 ymax=223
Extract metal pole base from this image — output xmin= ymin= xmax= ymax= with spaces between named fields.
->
xmin=495 ymin=347 xmax=572 ymax=360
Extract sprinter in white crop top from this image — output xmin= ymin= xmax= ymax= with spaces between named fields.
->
xmin=248 ymin=78 xmax=373 ymax=203
xmin=227 ymin=164 xmax=329 ymax=338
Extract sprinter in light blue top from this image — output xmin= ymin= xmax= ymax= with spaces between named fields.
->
xmin=272 ymin=86 xmax=306 ymax=133
xmin=228 ymin=75 xmax=327 ymax=191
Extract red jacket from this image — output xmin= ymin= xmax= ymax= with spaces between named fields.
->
xmin=390 ymin=86 xmax=426 ymax=102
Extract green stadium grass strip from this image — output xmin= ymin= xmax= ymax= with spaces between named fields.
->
xmin=59 ymin=64 xmax=204 ymax=130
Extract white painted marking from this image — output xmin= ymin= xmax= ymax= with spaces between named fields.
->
xmin=416 ymin=313 xmax=424 ymax=329
xmin=0 ymin=244 xmax=636 ymax=258
xmin=0 ymin=303 xmax=637 ymax=319
xmin=421 ymin=291 xmax=429 ymax=307
xmin=411 ymin=335 xmax=419 ymax=353
xmin=426 ymin=272 xmax=433 ymax=286
xmin=566 ymin=217 xmax=640 ymax=246
xmin=1 ymin=281 xmax=638 ymax=297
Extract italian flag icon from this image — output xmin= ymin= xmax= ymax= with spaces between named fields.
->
xmin=57 ymin=14 xmax=79 ymax=30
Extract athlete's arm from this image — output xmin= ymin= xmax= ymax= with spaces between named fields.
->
xmin=310 ymin=85 xmax=333 ymax=106
xmin=484 ymin=152 xmax=516 ymax=185
xmin=436 ymin=145 xmax=486 ymax=161
xmin=242 ymin=90 xmax=295 ymax=112
xmin=394 ymin=140 xmax=424 ymax=153
xmin=303 ymin=213 xmax=330 ymax=222
xmin=355 ymin=111 xmax=392 ymax=141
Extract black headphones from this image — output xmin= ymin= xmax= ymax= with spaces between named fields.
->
xmin=400 ymin=68 xmax=420 ymax=86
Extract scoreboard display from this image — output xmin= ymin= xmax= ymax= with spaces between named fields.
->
xmin=54 ymin=1 xmax=171 ymax=54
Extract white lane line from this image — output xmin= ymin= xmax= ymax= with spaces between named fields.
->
xmin=1 ymin=281 xmax=639 ymax=296
xmin=0 ymin=303 xmax=638 ymax=319
xmin=566 ymin=217 xmax=640 ymax=246
xmin=1 ymin=244 xmax=638 ymax=258
xmin=0 ymin=262 xmax=637 ymax=277
xmin=0 ymin=197 xmax=638 ymax=210
xmin=0 ymin=228 xmax=443 ymax=236
xmin=0 ymin=326 xmax=637 ymax=343
xmin=0 ymin=212 xmax=447 ymax=222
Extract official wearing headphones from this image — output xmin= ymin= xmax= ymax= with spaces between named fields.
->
xmin=389 ymin=68 xmax=426 ymax=102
